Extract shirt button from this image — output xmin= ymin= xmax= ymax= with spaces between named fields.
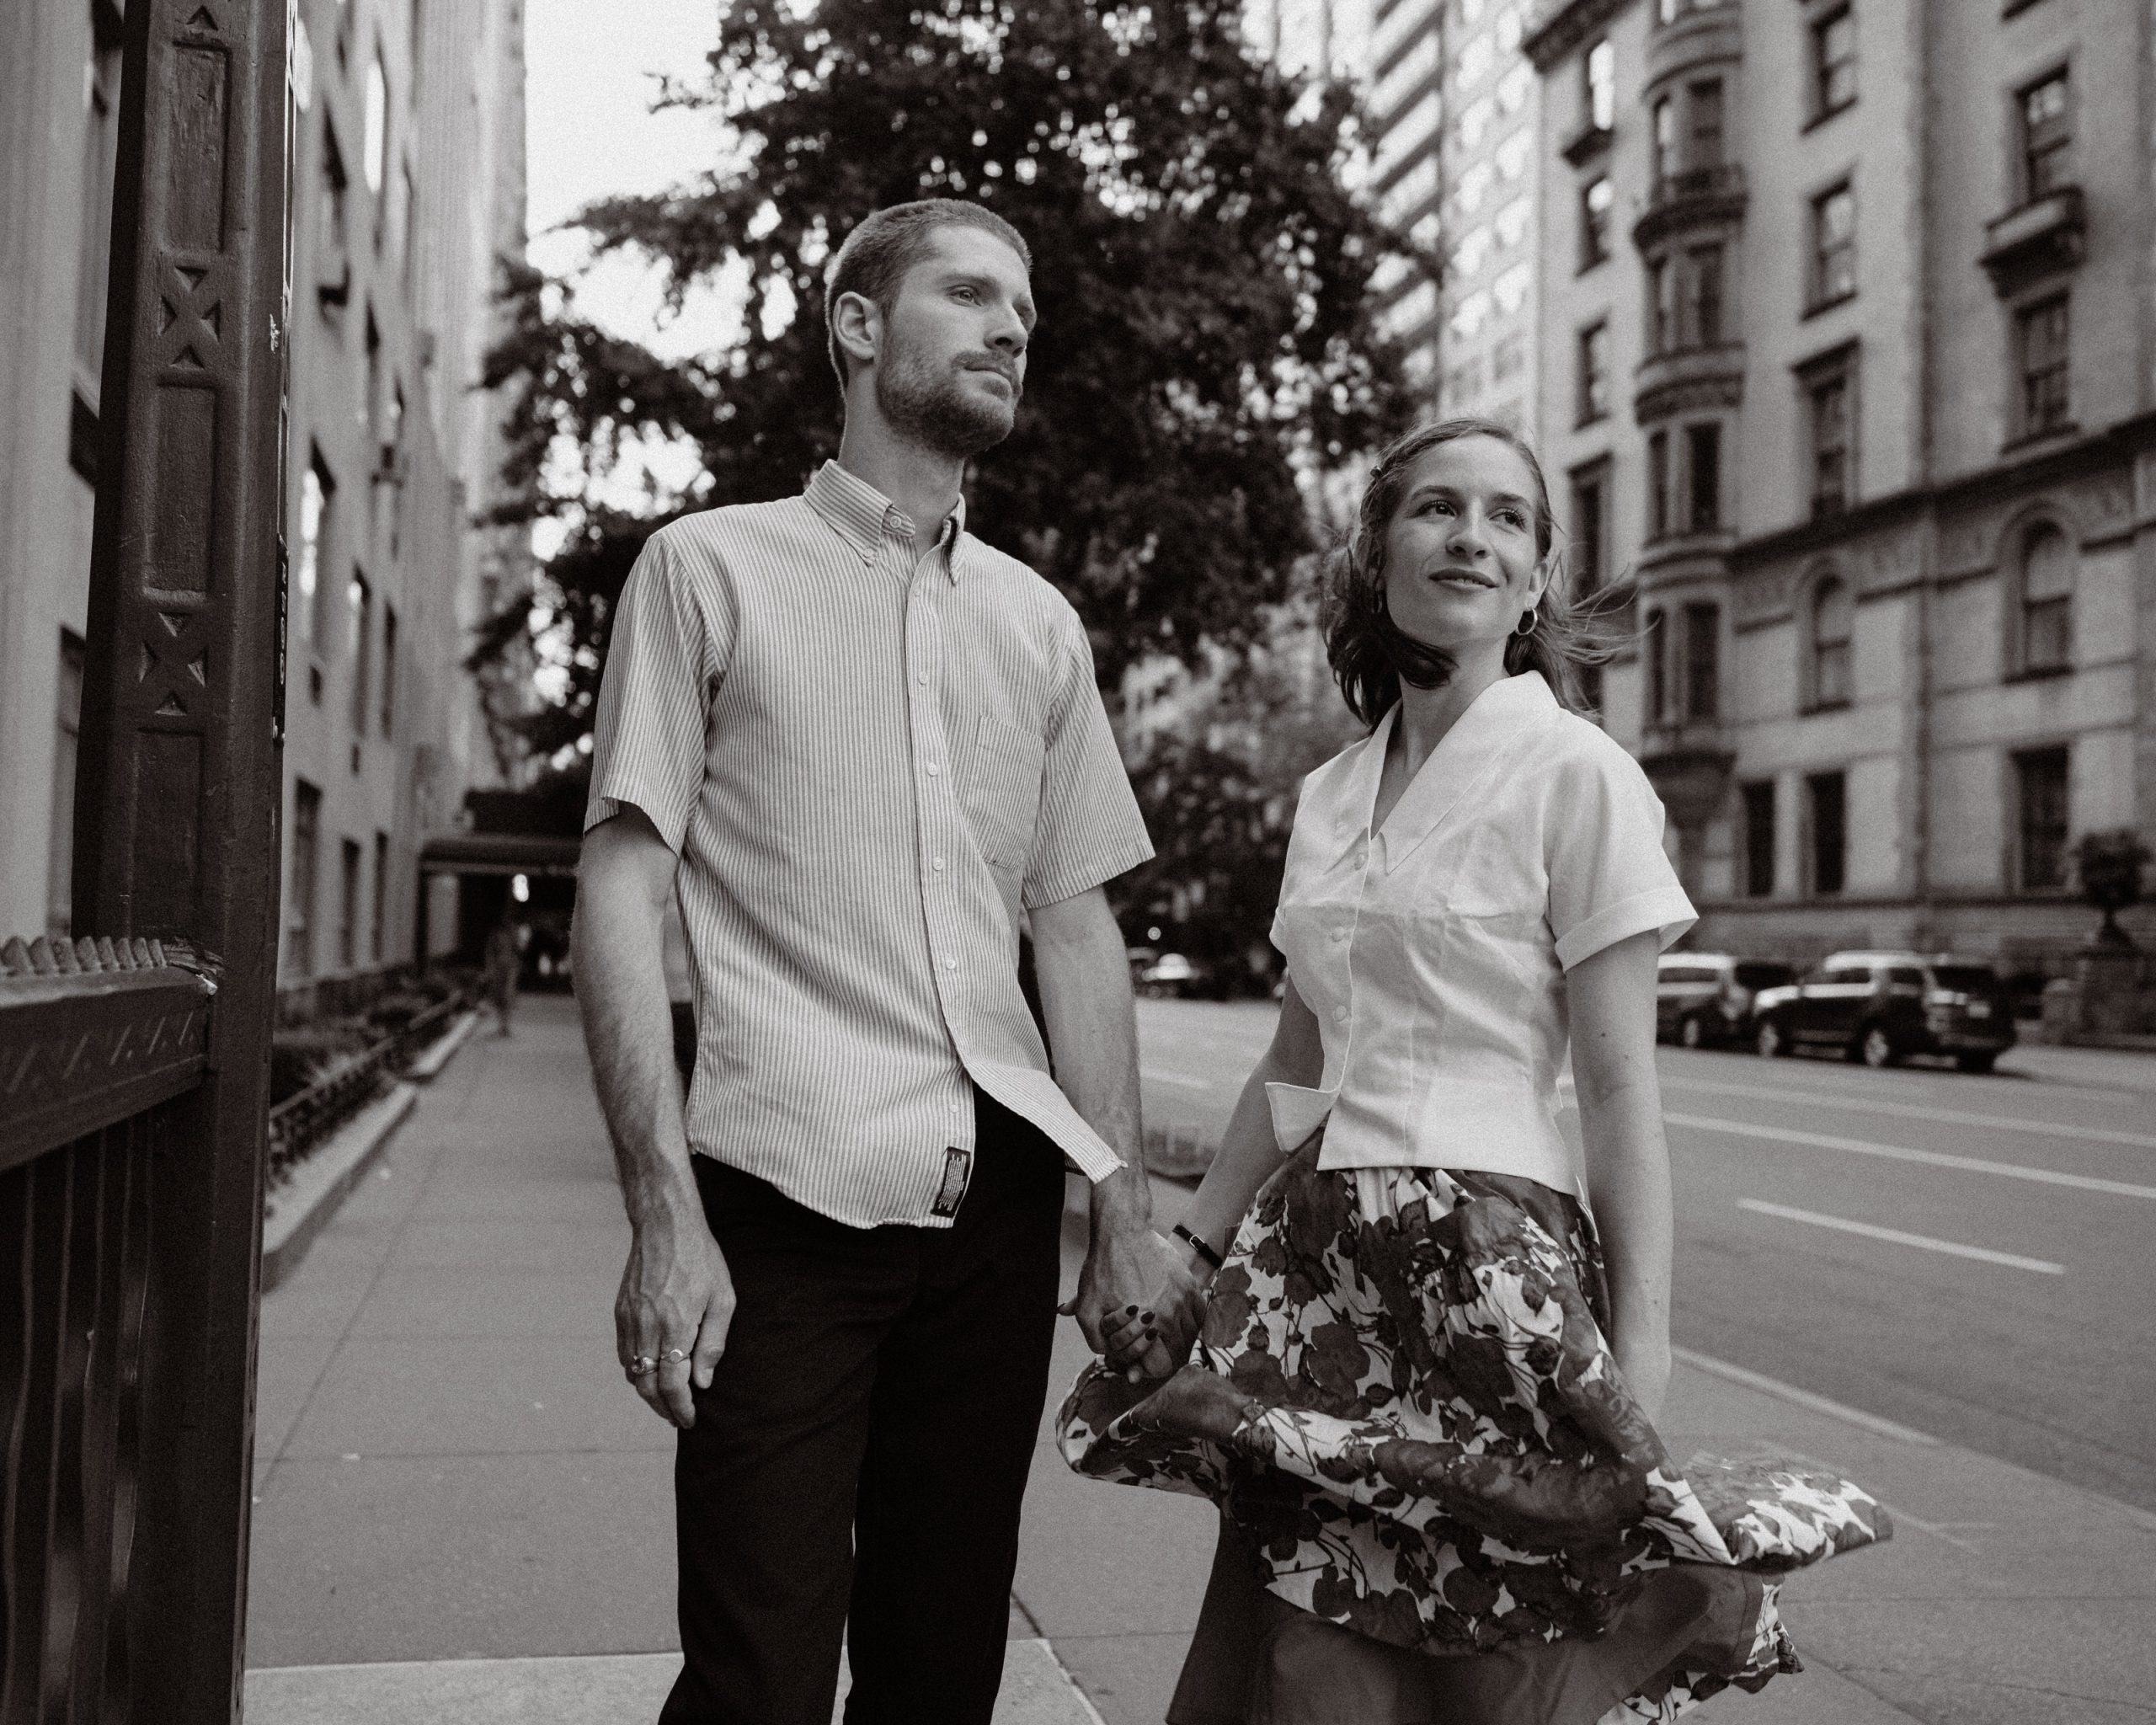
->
xmin=932 ymin=857 xmax=946 ymax=871
xmin=1333 ymin=1006 xmax=1349 ymax=1023
xmin=926 ymin=763 xmax=942 ymax=777
xmin=1331 ymin=929 xmax=1348 ymax=943
xmin=917 ymin=671 xmax=930 ymax=686
xmin=943 ymin=957 xmax=959 ymax=971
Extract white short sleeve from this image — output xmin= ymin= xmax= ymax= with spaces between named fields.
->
xmin=1544 ymin=738 xmax=1697 ymax=971
xmin=584 ymin=529 xmax=732 ymax=851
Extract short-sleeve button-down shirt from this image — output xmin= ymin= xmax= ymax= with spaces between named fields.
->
xmin=584 ymin=461 xmax=1154 ymax=1227
xmin=1266 ymin=671 xmax=1695 ymax=1197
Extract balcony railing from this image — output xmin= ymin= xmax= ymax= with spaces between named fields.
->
xmin=1635 ymin=164 xmax=1747 ymax=251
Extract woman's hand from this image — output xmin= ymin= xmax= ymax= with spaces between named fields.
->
xmin=1099 ymin=1231 xmax=1213 ymax=1376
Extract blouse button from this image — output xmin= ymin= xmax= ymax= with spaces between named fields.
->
xmin=1333 ymin=1006 xmax=1349 ymax=1023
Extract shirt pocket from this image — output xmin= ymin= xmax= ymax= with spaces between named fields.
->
xmin=963 ymin=713 xmax=1045 ymax=873
xmin=1428 ymin=823 xmax=1548 ymax=993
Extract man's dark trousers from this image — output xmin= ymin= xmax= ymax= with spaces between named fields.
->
xmin=658 ymin=1091 xmax=1068 ymax=1725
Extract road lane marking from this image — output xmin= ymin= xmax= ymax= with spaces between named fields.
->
xmin=1670 ymin=1348 xmax=1939 ymax=1445
xmin=1665 ymin=1112 xmax=2156 ymax=1200
xmin=1664 ymin=1073 xmax=2156 ymax=1151
xmin=1736 ymin=1199 xmax=2066 ymax=1274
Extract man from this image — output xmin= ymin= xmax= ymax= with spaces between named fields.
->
xmin=573 ymin=199 xmax=1201 ymax=1725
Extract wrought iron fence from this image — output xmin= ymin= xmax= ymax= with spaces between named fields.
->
xmin=264 ymin=989 xmax=474 ymax=1185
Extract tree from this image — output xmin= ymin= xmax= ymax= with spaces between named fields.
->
xmin=478 ymin=0 xmax=1417 ymax=772
xmin=2073 ymin=829 xmax=2150 ymax=948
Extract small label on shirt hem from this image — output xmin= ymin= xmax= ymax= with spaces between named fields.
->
xmin=932 ymin=1146 xmax=973 ymax=1217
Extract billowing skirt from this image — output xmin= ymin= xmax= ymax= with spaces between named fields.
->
xmin=1056 ymin=1137 xmax=1891 ymax=1724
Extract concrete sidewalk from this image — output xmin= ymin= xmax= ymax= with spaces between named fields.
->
xmin=245 ymin=996 xmax=2156 ymax=1723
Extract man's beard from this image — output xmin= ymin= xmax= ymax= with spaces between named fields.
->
xmin=876 ymin=336 xmax=1021 ymax=459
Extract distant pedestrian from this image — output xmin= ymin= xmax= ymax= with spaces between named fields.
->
xmin=572 ymin=198 xmax=1201 ymax=1725
xmin=1061 ymin=419 xmax=1890 ymax=1722
xmin=483 ymin=915 xmax=518 ymax=1036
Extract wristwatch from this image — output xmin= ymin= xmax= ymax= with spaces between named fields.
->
xmin=1171 ymin=1221 xmax=1224 ymax=1272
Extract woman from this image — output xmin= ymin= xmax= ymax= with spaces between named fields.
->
xmin=1061 ymin=420 xmax=1887 ymax=1724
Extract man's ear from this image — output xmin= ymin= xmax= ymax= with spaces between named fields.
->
xmin=831 ymin=290 xmax=881 ymax=377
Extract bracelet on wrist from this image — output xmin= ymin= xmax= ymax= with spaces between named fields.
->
xmin=1171 ymin=1221 xmax=1225 ymax=1272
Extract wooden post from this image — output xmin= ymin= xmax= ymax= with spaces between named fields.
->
xmin=67 ymin=1 xmax=288 ymax=1717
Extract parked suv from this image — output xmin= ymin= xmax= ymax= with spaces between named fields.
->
xmin=1656 ymin=953 xmax=1797 ymax=1049
xmin=1749 ymin=952 xmax=2016 ymax=1071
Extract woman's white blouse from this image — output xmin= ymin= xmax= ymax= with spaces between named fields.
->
xmin=1267 ymin=671 xmax=1696 ymax=1196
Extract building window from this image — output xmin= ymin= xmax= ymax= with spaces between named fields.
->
xmin=1569 ymin=462 xmax=1610 ymax=595
xmin=1647 ymin=431 xmax=1671 ymax=541
xmin=2017 ymin=295 xmax=2071 ymax=437
xmin=322 ymin=118 xmax=350 ymax=255
xmin=1683 ymin=601 xmax=1720 ymax=719
xmin=1806 ymin=771 xmax=1847 ymax=896
xmin=1585 ymin=38 xmax=1616 ymax=132
xmin=289 ymin=781 xmax=322 ymax=978
xmin=1805 ymin=352 xmax=1854 ymax=516
xmin=339 ymin=838 xmax=362 ymax=969
xmin=1811 ymin=6 xmax=1856 ymax=120
xmin=1742 ymin=781 xmax=1777 ymax=897
xmin=349 ymin=569 xmax=371 ymax=735
xmin=1683 ymin=243 xmax=1724 ymax=347
xmin=2020 ymin=69 xmax=2071 ymax=201
xmin=1652 ymin=97 xmax=1677 ymax=190
xmin=297 ymin=452 xmax=333 ymax=657
xmin=2014 ymin=746 xmax=2069 ymax=891
xmin=47 ymin=631 xmax=85 ymax=939
xmin=1809 ymin=574 xmax=1853 ymax=708
xmin=2016 ymin=521 xmax=2073 ymax=673
xmin=1581 ymin=176 xmax=1614 ymax=269
xmin=1648 ymin=256 xmax=1674 ymax=355
xmin=1685 ymin=421 xmax=1721 ymax=531
xmin=373 ymin=830 xmax=391 ymax=964
xmin=1646 ymin=606 xmax=1669 ymax=723
xmin=1686 ymin=78 xmax=1724 ymax=169
xmin=1577 ymin=322 xmax=1610 ymax=425
xmin=73 ymin=6 xmax=124 ymax=393
xmin=382 ymin=603 xmax=398 ymax=735
xmin=1811 ymin=182 xmax=1856 ymax=308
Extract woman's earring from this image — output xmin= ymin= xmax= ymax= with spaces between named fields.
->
xmin=1513 ymin=607 xmax=1540 ymax=638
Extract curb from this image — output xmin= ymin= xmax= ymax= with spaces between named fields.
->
xmin=260 ymin=1083 xmax=417 ymax=1295
xmin=405 ymin=1006 xmax=483 ymax=1081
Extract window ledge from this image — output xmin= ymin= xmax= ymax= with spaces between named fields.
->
xmin=2004 ymin=661 xmax=2073 ymax=685
xmin=1980 ymin=186 xmax=2086 ymax=296
xmin=1576 ymin=252 xmax=1611 ymax=278
xmin=1562 ymin=122 xmax=1614 ymax=168
xmin=1801 ymin=98 xmax=1856 ymax=136
xmin=2000 ymin=421 xmax=2081 ymax=458
xmin=1800 ymin=697 xmax=1853 ymax=716
xmin=1801 ymin=288 xmax=1857 ymax=323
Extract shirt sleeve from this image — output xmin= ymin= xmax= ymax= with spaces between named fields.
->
xmin=1544 ymin=739 xmax=1697 ymax=972
xmin=1022 ymin=614 xmax=1154 ymax=910
xmin=583 ymin=529 xmax=731 ymax=852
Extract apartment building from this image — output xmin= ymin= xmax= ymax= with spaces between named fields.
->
xmin=0 ymin=0 xmax=528 ymax=996
xmin=1527 ymin=0 xmax=2156 ymax=971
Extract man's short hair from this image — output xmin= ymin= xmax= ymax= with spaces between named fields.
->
xmin=823 ymin=200 xmax=1033 ymax=387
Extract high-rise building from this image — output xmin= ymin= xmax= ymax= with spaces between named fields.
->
xmin=0 ymin=0 xmax=529 ymax=994
xmin=1527 ymin=0 xmax=2156 ymax=970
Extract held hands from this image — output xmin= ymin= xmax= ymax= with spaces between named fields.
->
xmin=1065 ymin=1219 xmax=1210 ymax=1382
xmin=616 ymin=1205 xmax=735 ymax=1429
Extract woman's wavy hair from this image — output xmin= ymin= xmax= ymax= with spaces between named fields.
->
xmin=1322 ymin=417 xmax=1624 ymax=729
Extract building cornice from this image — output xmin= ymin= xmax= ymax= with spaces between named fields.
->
xmin=1524 ymin=0 xmax=1637 ymax=72
xmin=1729 ymin=409 xmax=2156 ymax=574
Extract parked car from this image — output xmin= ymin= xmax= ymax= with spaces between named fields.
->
xmin=1749 ymin=951 xmax=2016 ymax=1071
xmin=1137 ymin=952 xmax=1205 ymax=998
xmin=1656 ymin=953 xmax=1798 ymax=1049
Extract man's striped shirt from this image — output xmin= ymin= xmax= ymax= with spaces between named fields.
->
xmin=584 ymin=460 xmax=1154 ymax=1227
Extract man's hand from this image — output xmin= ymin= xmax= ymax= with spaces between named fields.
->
xmin=1065 ymin=1210 xmax=1206 ymax=1382
xmin=616 ymin=1204 xmax=734 ymax=1429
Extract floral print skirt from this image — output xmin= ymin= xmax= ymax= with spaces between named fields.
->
xmin=1056 ymin=1137 xmax=1892 ymax=1724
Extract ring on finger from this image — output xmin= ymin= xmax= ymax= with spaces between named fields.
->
xmin=628 ymin=1355 xmax=659 ymax=1376
xmin=664 ymin=1347 xmax=690 ymax=1365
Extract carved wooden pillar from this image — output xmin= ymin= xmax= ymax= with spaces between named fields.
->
xmin=67 ymin=1 xmax=287 ymax=1718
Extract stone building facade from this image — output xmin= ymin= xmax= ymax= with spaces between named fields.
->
xmin=1526 ymin=0 xmax=2156 ymax=976
xmin=0 ymin=0 xmax=528 ymax=997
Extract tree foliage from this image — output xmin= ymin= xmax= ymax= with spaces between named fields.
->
xmin=479 ymin=0 xmax=1417 ymax=758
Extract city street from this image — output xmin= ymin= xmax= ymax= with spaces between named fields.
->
xmin=1136 ymin=998 xmax=2156 ymax=1514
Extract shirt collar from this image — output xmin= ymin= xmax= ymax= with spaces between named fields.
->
xmin=803 ymin=460 xmax=968 ymax=582
xmin=1350 ymin=671 xmax=1559 ymax=873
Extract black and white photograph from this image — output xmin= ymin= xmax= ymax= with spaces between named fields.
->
xmin=2 ymin=0 xmax=2152 ymax=1722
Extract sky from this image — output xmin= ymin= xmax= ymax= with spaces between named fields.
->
xmin=522 ymin=0 xmax=739 ymax=361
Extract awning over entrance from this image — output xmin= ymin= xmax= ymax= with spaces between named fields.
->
xmin=419 ymin=833 xmax=581 ymax=879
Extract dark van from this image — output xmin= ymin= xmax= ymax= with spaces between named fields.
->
xmin=1750 ymin=952 xmax=2016 ymax=1071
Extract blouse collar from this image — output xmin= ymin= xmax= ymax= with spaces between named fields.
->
xmin=1344 ymin=671 xmax=1560 ymax=873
